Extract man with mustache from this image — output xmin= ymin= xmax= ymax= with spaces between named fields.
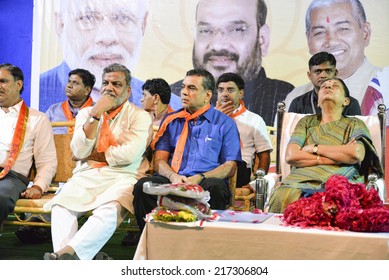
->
xmin=285 ymin=0 xmax=383 ymax=112
xmin=216 ymin=72 xmax=272 ymax=187
xmin=39 ymin=0 xmax=181 ymax=113
xmin=0 ymin=63 xmax=57 ymax=226
xmin=15 ymin=68 xmax=96 ymax=245
xmin=170 ymin=0 xmax=294 ymax=126
xmin=289 ymin=52 xmax=361 ymax=115
xmin=43 ymin=63 xmax=153 ymax=260
xmin=127 ymin=69 xmax=242 ymax=246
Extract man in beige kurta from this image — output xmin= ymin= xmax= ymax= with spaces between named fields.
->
xmin=44 ymin=63 xmax=153 ymax=260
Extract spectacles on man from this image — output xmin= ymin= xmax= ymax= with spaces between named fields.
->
xmin=217 ymin=87 xmax=237 ymax=94
xmin=193 ymin=24 xmax=253 ymax=41
xmin=75 ymin=11 xmax=142 ymax=31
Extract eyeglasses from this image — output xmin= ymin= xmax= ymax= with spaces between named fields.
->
xmin=75 ymin=11 xmax=143 ymax=31
xmin=193 ymin=24 xmax=254 ymax=41
xmin=217 ymin=88 xmax=237 ymax=94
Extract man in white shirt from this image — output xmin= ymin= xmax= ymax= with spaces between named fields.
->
xmin=216 ymin=72 xmax=272 ymax=187
xmin=0 ymin=63 xmax=57 ymax=223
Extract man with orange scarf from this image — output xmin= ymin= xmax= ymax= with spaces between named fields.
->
xmin=43 ymin=63 xmax=153 ymax=260
xmin=216 ymin=72 xmax=272 ymax=187
xmin=45 ymin=68 xmax=95 ymax=134
xmin=128 ymin=69 xmax=242 ymax=246
xmin=0 ymin=63 xmax=57 ymax=224
xmin=15 ymin=69 xmax=95 ymax=244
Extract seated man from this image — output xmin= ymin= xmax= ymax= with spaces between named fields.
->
xmin=140 ymin=78 xmax=174 ymax=127
xmin=128 ymin=69 xmax=241 ymax=245
xmin=216 ymin=72 xmax=272 ymax=187
xmin=0 ymin=63 xmax=57 ymax=224
xmin=15 ymin=68 xmax=95 ymax=244
xmin=269 ymin=77 xmax=383 ymax=214
xmin=289 ymin=52 xmax=361 ymax=115
xmin=43 ymin=63 xmax=153 ymax=260
xmin=45 ymin=68 xmax=95 ymax=134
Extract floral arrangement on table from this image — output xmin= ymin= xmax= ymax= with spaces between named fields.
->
xmin=143 ymin=182 xmax=217 ymax=223
xmin=283 ymin=175 xmax=389 ymax=232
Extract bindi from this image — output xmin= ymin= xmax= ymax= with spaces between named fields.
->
xmin=326 ymin=16 xmax=330 ymax=23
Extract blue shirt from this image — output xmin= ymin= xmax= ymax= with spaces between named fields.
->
xmin=155 ymin=106 xmax=242 ymax=176
xmin=45 ymin=100 xmax=92 ymax=134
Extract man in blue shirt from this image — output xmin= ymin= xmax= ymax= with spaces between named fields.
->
xmin=127 ymin=69 xmax=241 ymax=245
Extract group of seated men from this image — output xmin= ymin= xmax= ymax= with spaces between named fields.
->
xmin=0 ymin=52 xmax=383 ymax=259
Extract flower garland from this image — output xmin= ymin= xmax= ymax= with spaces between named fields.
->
xmin=283 ymin=175 xmax=389 ymax=232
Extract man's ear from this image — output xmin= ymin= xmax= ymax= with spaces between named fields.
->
xmin=141 ymin=12 xmax=149 ymax=35
xmin=85 ymin=86 xmax=92 ymax=96
xmin=239 ymin=89 xmax=244 ymax=100
xmin=362 ymin=22 xmax=371 ymax=47
xmin=259 ymin=23 xmax=270 ymax=57
xmin=16 ymin=80 xmax=23 ymax=94
xmin=153 ymin=94 xmax=160 ymax=104
xmin=205 ymin=90 xmax=213 ymax=104
xmin=55 ymin=12 xmax=64 ymax=37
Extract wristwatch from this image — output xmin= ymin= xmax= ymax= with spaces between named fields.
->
xmin=199 ymin=173 xmax=206 ymax=185
xmin=89 ymin=115 xmax=100 ymax=124
xmin=312 ymin=144 xmax=319 ymax=155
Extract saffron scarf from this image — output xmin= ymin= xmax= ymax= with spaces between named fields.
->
xmin=230 ymin=100 xmax=245 ymax=147
xmin=0 ymin=101 xmax=29 ymax=179
xmin=229 ymin=100 xmax=247 ymax=119
xmin=151 ymin=104 xmax=211 ymax=173
xmin=61 ymin=97 xmax=93 ymax=134
xmin=96 ymin=103 xmax=125 ymax=153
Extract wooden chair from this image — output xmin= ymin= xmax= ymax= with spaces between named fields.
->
xmin=271 ymin=102 xmax=387 ymax=201
xmin=3 ymin=122 xmax=75 ymax=227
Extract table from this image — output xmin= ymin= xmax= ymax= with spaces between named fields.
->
xmin=133 ymin=215 xmax=389 ymax=260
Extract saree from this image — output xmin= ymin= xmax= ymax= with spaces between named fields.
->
xmin=268 ymin=114 xmax=383 ymax=213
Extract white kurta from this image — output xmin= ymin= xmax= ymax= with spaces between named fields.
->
xmin=44 ymin=101 xmax=153 ymax=214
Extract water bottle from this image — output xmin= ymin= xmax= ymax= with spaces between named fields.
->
xmin=255 ymin=168 xmax=268 ymax=210
xmin=365 ymin=173 xmax=379 ymax=192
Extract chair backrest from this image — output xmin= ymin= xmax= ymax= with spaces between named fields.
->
xmin=276 ymin=102 xmax=386 ymax=180
xmin=29 ymin=122 xmax=76 ymax=184
xmin=52 ymin=133 xmax=75 ymax=183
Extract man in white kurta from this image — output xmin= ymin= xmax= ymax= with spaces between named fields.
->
xmin=44 ymin=64 xmax=153 ymax=260
xmin=216 ymin=72 xmax=272 ymax=187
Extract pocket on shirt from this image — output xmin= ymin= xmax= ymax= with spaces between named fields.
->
xmin=200 ymin=138 xmax=222 ymax=161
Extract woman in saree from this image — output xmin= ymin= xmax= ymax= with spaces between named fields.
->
xmin=268 ymin=78 xmax=383 ymax=213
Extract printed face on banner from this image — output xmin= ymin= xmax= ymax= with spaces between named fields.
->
xmin=56 ymin=0 xmax=147 ymax=88
xmin=306 ymin=2 xmax=371 ymax=79
xmin=192 ymin=0 xmax=269 ymax=81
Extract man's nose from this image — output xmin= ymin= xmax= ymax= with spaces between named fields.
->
xmin=323 ymin=30 xmax=339 ymax=48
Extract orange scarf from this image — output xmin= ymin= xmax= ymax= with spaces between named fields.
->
xmin=61 ymin=97 xmax=93 ymax=134
xmin=151 ymin=104 xmax=211 ymax=173
xmin=166 ymin=105 xmax=174 ymax=114
xmin=96 ymin=103 xmax=125 ymax=153
xmin=0 ymin=101 xmax=29 ymax=179
xmin=229 ymin=100 xmax=245 ymax=148
xmin=230 ymin=100 xmax=247 ymax=119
